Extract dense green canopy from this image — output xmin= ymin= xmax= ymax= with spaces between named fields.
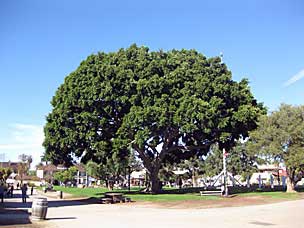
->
xmin=43 ymin=44 xmax=265 ymax=192
xmin=248 ymin=104 xmax=304 ymax=192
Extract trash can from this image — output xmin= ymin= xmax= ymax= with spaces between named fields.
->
xmin=31 ymin=197 xmax=48 ymax=220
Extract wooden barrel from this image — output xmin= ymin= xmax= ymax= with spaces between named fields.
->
xmin=31 ymin=197 xmax=48 ymax=220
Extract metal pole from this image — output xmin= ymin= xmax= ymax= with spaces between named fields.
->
xmin=128 ymin=166 xmax=131 ymax=191
xmin=86 ymin=172 xmax=89 ymax=187
xmin=223 ymin=148 xmax=228 ymax=197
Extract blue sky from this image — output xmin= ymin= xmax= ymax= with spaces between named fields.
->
xmin=0 ymin=0 xmax=303 ymax=166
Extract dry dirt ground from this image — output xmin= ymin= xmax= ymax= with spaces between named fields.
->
xmin=127 ymin=193 xmax=304 ymax=209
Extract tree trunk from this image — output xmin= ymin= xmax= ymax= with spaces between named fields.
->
xmin=132 ymin=143 xmax=164 ymax=193
xmin=149 ymin=168 xmax=161 ymax=193
xmin=192 ymin=169 xmax=198 ymax=187
xmin=286 ymin=176 xmax=296 ymax=193
xmin=286 ymin=168 xmax=297 ymax=193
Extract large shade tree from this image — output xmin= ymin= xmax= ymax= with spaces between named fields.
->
xmin=43 ymin=45 xmax=265 ymax=193
xmin=248 ymin=104 xmax=304 ymax=192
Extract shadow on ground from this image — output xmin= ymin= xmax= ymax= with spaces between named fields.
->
xmin=3 ymin=196 xmax=101 ymax=209
xmin=0 ymin=195 xmax=83 ymax=227
xmin=0 ymin=208 xmax=31 ymax=226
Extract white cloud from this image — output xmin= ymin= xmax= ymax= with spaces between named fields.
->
xmin=284 ymin=69 xmax=304 ymax=87
xmin=0 ymin=123 xmax=44 ymax=169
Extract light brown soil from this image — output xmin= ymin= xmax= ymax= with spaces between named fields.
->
xmin=121 ymin=193 xmax=304 ymax=209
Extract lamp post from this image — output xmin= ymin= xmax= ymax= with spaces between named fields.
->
xmin=126 ymin=140 xmax=135 ymax=192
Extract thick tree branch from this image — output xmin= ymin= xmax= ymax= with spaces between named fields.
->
xmin=132 ymin=143 xmax=152 ymax=171
xmin=165 ymin=144 xmax=210 ymax=154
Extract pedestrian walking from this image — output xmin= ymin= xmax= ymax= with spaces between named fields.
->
xmin=6 ymin=185 xmax=11 ymax=197
xmin=10 ymin=185 xmax=14 ymax=197
xmin=21 ymin=184 xmax=28 ymax=203
xmin=221 ymin=184 xmax=225 ymax=196
xmin=0 ymin=183 xmax=4 ymax=203
xmin=17 ymin=182 xmax=20 ymax=189
xmin=31 ymin=186 xmax=34 ymax=195
xmin=178 ymin=177 xmax=183 ymax=189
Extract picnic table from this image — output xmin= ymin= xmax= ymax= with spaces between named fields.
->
xmin=104 ymin=193 xmax=124 ymax=203
xmin=101 ymin=193 xmax=131 ymax=204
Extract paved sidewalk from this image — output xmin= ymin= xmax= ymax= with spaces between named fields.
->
xmin=45 ymin=198 xmax=304 ymax=228
xmin=1 ymin=190 xmax=303 ymax=228
xmin=0 ymin=188 xmax=88 ymax=228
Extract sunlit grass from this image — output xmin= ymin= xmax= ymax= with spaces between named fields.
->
xmin=54 ymin=186 xmax=108 ymax=198
xmin=53 ymin=186 xmax=302 ymax=202
xmin=124 ymin=193 xmax=220 ymax=201
xmin=53 ymin=186 xmax=220 ymax=201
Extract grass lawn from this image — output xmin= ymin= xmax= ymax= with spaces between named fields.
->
xmin=124 ymin=194 xmax=220 ymax=201
xmin=54 ymin=186 xmax=108 ymax=198
xmin=53 ymin=186 xmax=303 ymax=202
xmin=53 ymin=186 xmax=219 ymax=201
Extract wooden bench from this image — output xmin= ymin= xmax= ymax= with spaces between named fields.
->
xmin=200 ymin=190 xmax=222 ymax=196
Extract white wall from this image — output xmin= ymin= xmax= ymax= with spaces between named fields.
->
xmin=37 ymin=169 xmax=44 ymax=179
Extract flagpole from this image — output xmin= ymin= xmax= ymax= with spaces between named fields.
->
xmin=223 ymin=148 xmax=228 ymax=197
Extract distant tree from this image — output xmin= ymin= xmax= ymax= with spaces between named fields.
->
xmin=17 ymin=154 xmax=33 ymax=184
xmin=127 ymin=149 xmax=143 ymax=172
xmin=44 ymin=174 xmax=53 ymax=184
xmin=53 ymin=172 xmax=64 ymax=184
xmin=203 ymin=142 xmax=259 ymax=179
xmin=18 ymin=154 xmax=32 ymax=165
xmin=86 ymin=160 xmax=122 ymax=189
xmin=17 ymin=163 xmax=27 ymax=184
xmin=27 ymin=155 xmax=33 ymax=167
xmin=18 ymin=154 xmax=33 ymax=171
xmin=85 ymin=161 xmax=108 ymax=185
xmin=85 ymin=151 xmax=142 ymax=189
xmin=43 ymin=45 xmax=265 ymax=193
xmin=159 ymin=164 xmax=178 ymax=187
xmin=177 ymin=157 xmax=204 ymax=187
xmin=248 ymin=104 xmax=304 ymax=192
xmin=54 ymin=166 xmax=77 ymax=185
xmin=28 ymin=170 xmax=36 ymax=176
xmin=228 ymin=142 xmax=260 ymax=179
xmin=202 ymin=145 xmax=222 ymax=178
xmin=0 ymin=167 xmax=12 ymax=184
xmin=36 ymin=162 xmax=43 ymax=169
